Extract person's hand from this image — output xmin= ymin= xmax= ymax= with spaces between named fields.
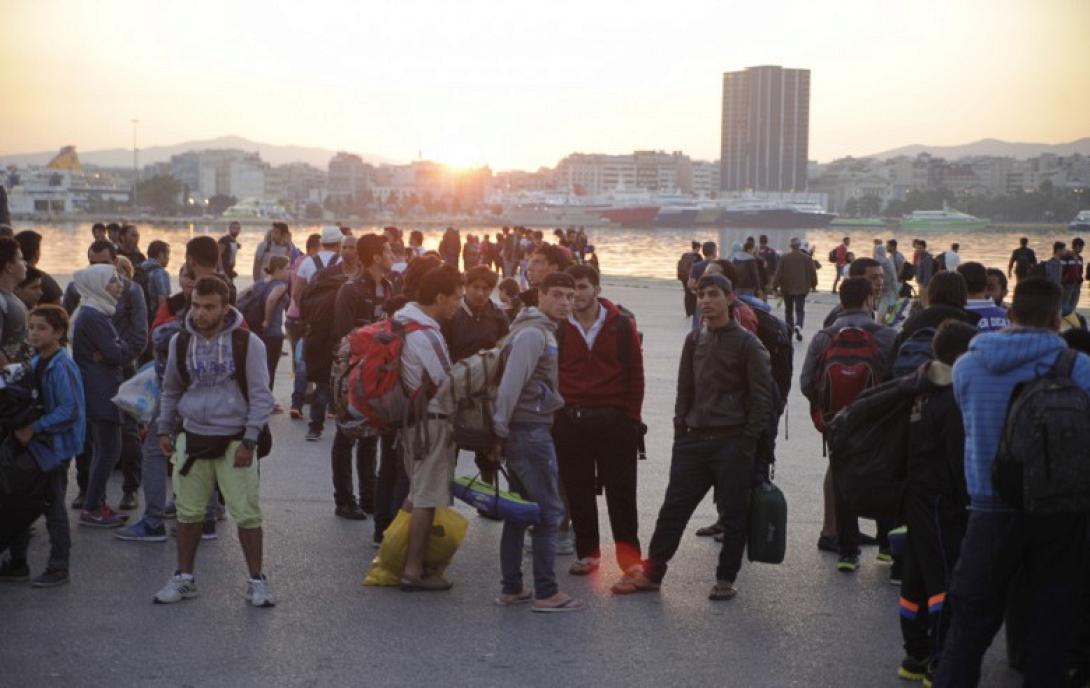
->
xmin=158 ymin=434 xmax=174 ymax=457
xmin=234 ymin=443 xmax=254 ymax=468
xmin=14 ymin=425 xmax=33 ymax=446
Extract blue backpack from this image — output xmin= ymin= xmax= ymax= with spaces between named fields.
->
xmin=891 ymin=326 xmax=936 ymax=378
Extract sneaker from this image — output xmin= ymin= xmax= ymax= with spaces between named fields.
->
xmin=568 ymin=557 xmax=600 ymax=576
xmin=202 ymin=520 xmax=218 ymax=540
xmin=708 ymin=580 xmax=738 ymax=601
xmin=119 ymin=491 xmax=138 ymax=510
xmin=695 ymin=521 xmax=724 ymax=537
xmin=0 ymin=559 xmax=30 ymax=582
xmin=556 ymin=531 xmax=575 ymax=556
xmin=817 ymin=534 xmax=839 ymax=552
xmin=70 ymin=491 xmax=86 ymax=510
xmin=244 ymin=574 xmax=276 ymax=607
xmin=115 ymin=520 xmax=168 ymax=542
xmin=80 ymin=505 xmax=129 ymax=528
xmin=793 ymin=326 xmax=803 ymax=342
xmin=877 ymin=548 xmax=894 ymax=564
xmin=889 ymin=558 xmax=904 ymax=586
xmin=153 ymin=573 xmax=198 ymax=604
xmin=897 ymin=655 xmax=928 ymax=682
xmin=31 ymin=568 xmax=69 ymax=588
xmin=923 ymin=666 xmax=935 ymax=688
xmin=859 ymin=532 xmax=879 ymax=546
xmin=305 ymin=429 xmax=321 ymax=442
xmin=837 ymin=554 xmax=860 ymax=572
xmin=335 ymin=503 xmax=368 ymax=520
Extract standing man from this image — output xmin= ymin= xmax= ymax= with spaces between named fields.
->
xmin=153 ymin=277 xmax=275 ymax=606
xmin=913 ymin=240 xmax=935 ymax=305
xmin=492 ymin=271 xmax=586 ymax=612
xmin=677 ymin=241 xmax=701 ymax=318
xmin=13 ymin=230 xmax=62 ymax=305
xmin=886 ymin=238 xmax=906 ymax=279
xmin=957 ymin=262 xmax=1010 ymax=332
xmin=555 ymin=265 xmax=644 ymax=581
xmin=520 ymin=244 xmax=571 ymax=310
xmin=0 ymin=236 xmax=30 ymax=366
xmin=942 ymin=243 xmax=961 ymax=272
xmin=757 ymin=235 xmax=779 ymax=293
xmin=329 ymin=234 xmax=395 ymax=520
xmin=219 ymin=221 xmax=242 ymax=283
xmin=1007 ymin=237 xmax=1037 ymax=283
xmin=831 ymin=237 xmax=851 ymax=294
xmin=612 ymin=274 xmax=772 ymax=601
xmin=396 ymin=265 xmax=462 ymax=591
xmin=301 ymin=228 xmax=351 ymax=442
xmin=773 ymin=237 xmax=819 ymax=342
xmin=117 ymin=225 xmax=146 ymax=267
xmin=1062 ymin=237 xmax=1084 ymax=314
xmin=140 ymin=240 xmax=172 ymax=322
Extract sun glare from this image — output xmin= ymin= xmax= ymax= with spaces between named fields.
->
xmin=432 ymin=142 xmax=486 ymax=170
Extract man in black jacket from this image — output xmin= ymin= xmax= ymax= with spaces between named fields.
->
xmin=613 ymin=274 xmax=772 ymax=601
xmin=441 ymin=265 xmax=509 ymax=363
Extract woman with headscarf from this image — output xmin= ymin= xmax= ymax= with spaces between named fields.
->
xmin=729 ymin=242 xmax=764 ymax=297
xmin=70 ymin=264 xmax=129 ymax=528
xmin=872 ymin=242 xmax=900 ymax=322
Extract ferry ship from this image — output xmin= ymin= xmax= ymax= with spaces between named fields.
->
xmin=718 ymin=199 xmax=836 ymax=229
xmin=4 ymin=146 xmax=130 ymax=216
xmin=222 ymin=197 xmax=294 ymax=221
xmin=1070 ymin=210 xmax=1090 ymax=231
xmin=901 ymin=207 xmax=989 ymax=230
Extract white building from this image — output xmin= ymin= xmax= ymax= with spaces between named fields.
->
xmin=170 ymin=149 xmax=268 ymax=203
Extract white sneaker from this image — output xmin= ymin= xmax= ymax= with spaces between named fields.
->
xmin=153 ymin=573 xmax=198 ymax=604
xmin=556 ymin=532 xmax=575 ymax=556
xmin=245 ymin=575 xmax=276 ymax=608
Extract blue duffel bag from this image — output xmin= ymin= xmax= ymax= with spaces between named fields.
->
xmin=451 ymin=469 xmax=540 ymax=525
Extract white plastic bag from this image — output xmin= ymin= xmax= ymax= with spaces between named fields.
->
xmin=111 ymin=363 xmax=159 ymax=424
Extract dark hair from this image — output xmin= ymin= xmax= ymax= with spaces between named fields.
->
xmin=759 ymin=235 xmax=769 ymax=244
xmin=356 ymin=233 xmax=387 ymax=267
xmin=933 ymin=320 xmax=978 ymax=366
xmin=1011 ymin=277 xmax=1061 ymax=328
xmin=951 ymin=243 xmax=960 ymax=251
xmin=193 ymin=275 xmax=229 ymax=305
xmin=186 ymin=235 xmax=219 ymax=269
xmin=120 ymin=224 xmax=138 ymax=240
xmin=1074 ymin=237 xmax=1085 ymax=249
xmin=418 ymin=265 xmax=463 ymax=305
xmin=88 ymin=240 xmax=118 ymax=261
xmin=18 ymin=266 xmax=42 ymax=289
xmin=14 ymin=230 xmax=42 ymax=263
xmin=29 ymin=304 xmax=69 ymax=340
xmin=498 ymin=277 xmax=520 ymax=298
xmin=928 ymin=271 xmax=968 ymax=307
xmin=918 ymin=239 xmax=928 ymax=249
xmin=566 ymin=264 xmax=600 ymax=287
xmin=839 ymin=276 xmax=873 ymax=309
xmin=402 ymin=255 xmax=442 ymax=301
xmin=106 ymin=222 xmax=121 ymax=234
xmin=147 ymin=240 xmax=169 ymax=261
xmin=0 ymin=225 xmax=12 ymax=238
xmin=986 ymin=267 xmax=1008 ymax=293
xmin=228 ymin=221 xmax=241 ymax=229
xmin=91 ymin=222 xmax=106 ymax=235
xmin=691 ymin=240 xmax=701 ymax=250
xmin=701 ymin=241 xmax=717 ymax=258
xmin=464 ymin=265 xmax=498 ymax=289
xmin=712 ymin=258 xmax=739 ymax=283
xmin=887 ymin=238 xmax=898 ymax=249
xmin=696 ymin=273 xmax=733 ymax=294
xmin=1019 ymin=237 xmax=1028 ymax=247
xmin=540 ymin=271 xmax=576 ymax=292
xmin=533 ymin=244 xmax=571 ymax=271
xmin=0 ymin=236 xmax=22 ymax=271
xmin=409 ymin=230 xmax=424 ymax=246
xmin=1054 ymin=241 xmax=1066 ymax=253
xmin=848 ymin=257 xmax=880 ymax=276
xmin=956 ymin=262 xmax=988 ymax=294
xmin=305 ymin=233 xmax=321 ymax=251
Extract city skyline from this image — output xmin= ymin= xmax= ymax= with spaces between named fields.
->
xmin=2 ymin=0 xmax=1088 ymax=171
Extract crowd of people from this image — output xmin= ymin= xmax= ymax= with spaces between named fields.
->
xmin=1 ymin=217 xmax=1088 ymax=685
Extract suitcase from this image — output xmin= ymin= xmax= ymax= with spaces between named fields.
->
xmin=747 ymin=480 xmax=787 ymax=564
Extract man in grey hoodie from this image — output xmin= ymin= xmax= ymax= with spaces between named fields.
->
xmin=492 ymin=271 xmax=586 ymax=612
xmin=153 ymin=277 xmax=275 ymax=607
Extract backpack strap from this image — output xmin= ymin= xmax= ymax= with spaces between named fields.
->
xmin=175 ymin=331 xmax=191 ymax=390
xmin=232 ymin=329 xmax=250 ymax=403
xmin=1050 ymin=348 xmax=1078 ymax=379
xmin=311 ymin=254 xmax=325 ymax=272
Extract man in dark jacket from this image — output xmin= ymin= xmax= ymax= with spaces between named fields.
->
xmin=441 ymin=265 xmax=509 ymax=363
xmin=891 ymin=271 xmax=981 ymax=367
xmin=555 ymin=265 xmax=644 ymax=581
xmin=773 ymin=237 xmax=819 ymax=340
xmin=613 ymin=273 xmax=772 ymax=601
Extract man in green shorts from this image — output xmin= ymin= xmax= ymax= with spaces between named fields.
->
xmin=154 ymin=277 xmax=276 ymax=607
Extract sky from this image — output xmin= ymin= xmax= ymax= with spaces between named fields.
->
xmin=2 ymin=0 xmax=1088 ymax=171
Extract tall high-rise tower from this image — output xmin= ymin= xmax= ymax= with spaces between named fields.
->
xmin=720 ymin=65 xmax=810 ymax=192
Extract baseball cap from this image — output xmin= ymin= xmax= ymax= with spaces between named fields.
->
xmin=320 ymin=225 xmax=344 ymax=245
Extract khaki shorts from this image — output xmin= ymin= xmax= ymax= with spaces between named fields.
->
xmin=171 ymin=433 xmax=263 ymax=529
xmin=401 ymin=418 xmax=455 ymax=509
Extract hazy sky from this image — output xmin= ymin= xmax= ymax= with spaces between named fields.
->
xmin=2 ymin=0 xmax=1087 ymax=170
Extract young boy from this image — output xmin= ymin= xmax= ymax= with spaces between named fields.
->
xmin=895 ymin=320 xmax=977 ymax=684
xmin=0 ymin=305 xmax=86 ymax=587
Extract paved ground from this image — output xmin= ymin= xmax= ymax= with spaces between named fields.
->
xmin=1 ymin=277 xmax=1021 ymax=687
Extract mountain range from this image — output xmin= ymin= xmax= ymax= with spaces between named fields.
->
xmin=865 ymin=137 xmax=1090 ymax=160
xmin=0 ymin=135 xmax=394 ymax=169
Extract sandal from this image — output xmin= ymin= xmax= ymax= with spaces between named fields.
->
xmin=708 ymin=581 xmax=737 ymax=601
xmin=399 ymin=575 xmax=453 ymax=592
xmin=610 ymin=570 xmax=660 ymax=595
xmin=568 ymin=557 xmax=600 ymax=576
xmin=532 ymin=594 xmax=587 ymax=613
xmin=495 ymin=590 xmax=533 ymax=607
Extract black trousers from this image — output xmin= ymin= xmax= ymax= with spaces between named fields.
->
xmin=898 ymin=489 xmax=967 ymax=667
xmin=330 ymin=428 xmax=380 ymax=509
xmin=835 ymin=475 xmax=894 ymax=556
xmin=681 ymin=280 xmax=696 ymax=317
xmin=554 ymin=408 xmax=641 ymax=570
xmin=372 ymin=433 xmax=407 ymax=543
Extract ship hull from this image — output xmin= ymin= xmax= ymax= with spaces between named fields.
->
xmin=719 ymin=208 xmax=836 ymax=229
xmin=655 ymin=208 xmax=698 ymax=228
xmin=900 ymin=220 xmax=990 ymax=231
xmin=595 ymin=206 xmax=660 ymax=227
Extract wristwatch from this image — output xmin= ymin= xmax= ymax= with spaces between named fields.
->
xmin=241 ymin=438 xmax=257 ymax=450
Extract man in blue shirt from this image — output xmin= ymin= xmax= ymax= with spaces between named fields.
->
xmin=956 ymin=262 xmax=1009 ymax=333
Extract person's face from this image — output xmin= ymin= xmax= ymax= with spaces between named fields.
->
xmin=159 ymin=248 xmax=171 ymax=269
xmin=986 ymin=275 xmax=1008 ymax=305
xmin=27 ymin=315 xmax=63 ymax=351
xmin=122 ymin=228 xmax=140 ymax=250
xmin=229 ymin=223 xmax=241 ymax=237
xmin=1075 ymin=243 xmax=1084 ymax=256
xmin=179 ymin=268 xmax=196 ymax=298
xmin=465 ymin=280 xmax=492 ymax=309
xmin=435 ymin=286 xmax=464 ymax=321
xmin=14 ymin=278 xmax=43 ymax=308
xmin=527 ymin=254 xmax=555 ymax=287
xmin=538 ymin=286 xmax=575 ymax=321
xmin=377 ymin=244 xmax=395 ymax=273
xmin=340 ymin=242 xmax=357 ymax=269
xmin=697 ymin=285 xmax=731 ymax=323
xmin=92 ymin=227 xmax=107 ymax=242
xmin=844 ymin=238 xmax=851 ymax=246
xmin=572 ymin=278 xmax=600 ymax=312
xmin=864 ymin=266 xmax=884 ymax=297
xmin=886 ymin=242 xmax=895 ymax=254
xmin=5 ymin=249 xmax=27 ymax=283
xmin=105 ymin=276 xmax=123 ymax=300
xmin=190 ymin=291 xmax=228 ymax=332
xmin=88 ymin=248 xmax=114 ymax=266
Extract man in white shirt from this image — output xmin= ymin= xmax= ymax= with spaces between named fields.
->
xmin=294 ymin=225 xmax=344 ymax=300
xmin=943 ymin=243 xmax=962 ymax=271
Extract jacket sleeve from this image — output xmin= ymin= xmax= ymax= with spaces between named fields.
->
xmin=88 ymin=312 xmax=126 ymax=366
xmin=625 ymin=317 xmax=645 ymax=423
xmin=771 ymin=262 xmax=782 ymax=291
xmin=875 ymin=327 xmax=899 ymax=380
xmin=799 ymin=332 xmax=826 ymax=402
xmin=118 ymin=283 xmax=148 ymax=361
xmin=157 ymin=335 xmax=183 ymax=436
xmin=332 ymin=283 xmax=357 ymax=342
xmin=243 ymin=334 xmax=274 ymax=442
xmin=252 ymin=242 xmax=266 ymax=283
xmin=63 ymin=283 xmax=79 ymax=314
xmin=943 ymin=403 xmax=969 ymax=507
xmin=492 ymin=328 xmax=545 ymax=439
xmin=743 ymin=336 xmax=773 ymax=442
xmin=673 ymin=333 xmax=695 ymax=427
xmin=807 ymin=257 xmax=818 ymax=289
xmin=32 ymin=361 xmax=82 ymax=435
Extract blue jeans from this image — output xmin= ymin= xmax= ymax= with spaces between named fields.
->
xmin=291 ymin=337 xmax=308 ymax=410
xmin=84 ymin=420 xmax=121 ymax=511
xmin=139 ymin=414 xmax=169 ymax=529
xmin=935 ymin=510 xmax=1087 ymax=687
xmin=500 ymin=423 xmax=564 ymax=600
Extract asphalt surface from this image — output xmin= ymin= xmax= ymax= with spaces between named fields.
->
xmin=1 ymin=277 xmax=1021 ymax=687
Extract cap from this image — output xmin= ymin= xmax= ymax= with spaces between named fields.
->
xmin=320 ymin=225 xmax=344 ymax=245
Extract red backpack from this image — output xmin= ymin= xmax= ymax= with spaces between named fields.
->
xmin=345 ymin=319 xmax=443 ymax=432
xmin=811 ymin=327 xmax=882 ymax=433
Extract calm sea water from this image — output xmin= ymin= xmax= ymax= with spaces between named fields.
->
xmin=18 ymin=221 xmax=1078 ymax=292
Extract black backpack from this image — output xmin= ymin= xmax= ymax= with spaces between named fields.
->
xmin=677 ymin=252 xmax=698 ymax=282
xmin=752 ymin=308 xmax=792 ymax=413
xmin=132 ymin=264 xmax=154 ymax=319
xmin=174 ymin=329 xmax=272 ymax=460
xmin=236 ymin=281 xmax=273 ymax=334
xmin=891 ymin=326 xmax=937 ymax=378
xmin=993 ymin=349 xmax=1090 ymax=514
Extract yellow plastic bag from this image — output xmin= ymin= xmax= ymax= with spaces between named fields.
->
xmin=362 ymin=507 xmax=468 ymax=586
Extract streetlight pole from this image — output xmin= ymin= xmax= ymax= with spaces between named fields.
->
xmin=131 ymin=119 xmax=139 ymax=208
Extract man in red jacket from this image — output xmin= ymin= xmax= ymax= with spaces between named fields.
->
xmin=554 ymin=264 xmax=645 ymax=582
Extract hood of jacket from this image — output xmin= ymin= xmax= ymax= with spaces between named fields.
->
xmin=394 ymin=301 xmax=441 ymax=331
xmin=967 ymin=328 xmax=1068 ymax=375
xmin=901 ymin=304 xmax=981 ymax=337
xmin=181 ymin=306 xmax=246 ymax=387
xmin=509 ymin=305 xmax=558 ymax=336
xmin=730 ymin=242 xmax=755 ymax=262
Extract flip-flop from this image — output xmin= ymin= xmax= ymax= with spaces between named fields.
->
xmin=399 ymin=576 xmax=453 ymax=592
xmin=494 ymin=590 xmax=533 ymax=607
xmin=532 ymin=596 xmax=586 ymax=613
